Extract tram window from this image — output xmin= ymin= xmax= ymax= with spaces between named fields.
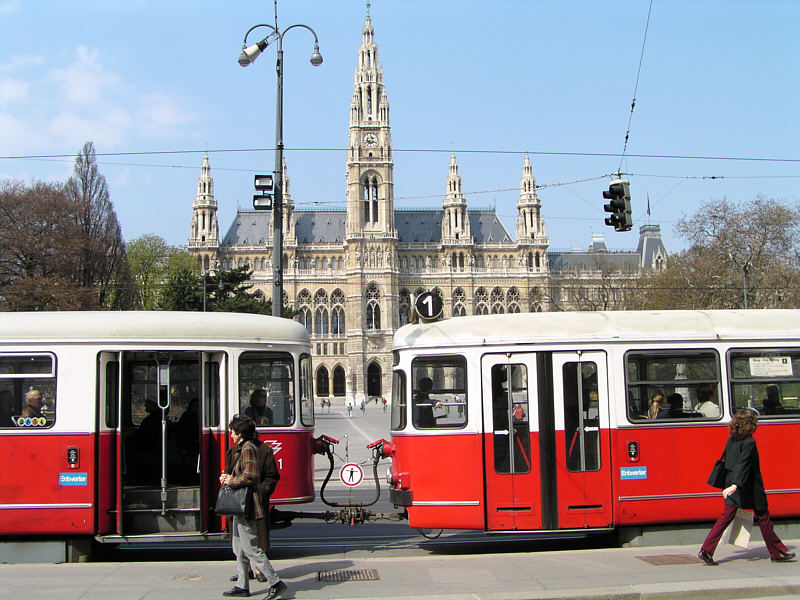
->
xmin=239 ymin=352 xmax=295 ymax=427
xmin=391 ymin=370 xmax=406 ymax=430
xmin=563 ymin=361 xmax=600 ymax=472
xmin=625 ymin=350 xmax=721 ymax=422
xmin=299 ymin=354 xmax=314 ymax=427
xmin=728 ymin=349 xmax=800 ymax=418
xmin=491 ymin=364 xmax=531 ymax=475
xmin=105 ymin=361 xmax=119 ymax=428
xmin=204 ymin=361 xmax=220 ymax=427
xmin=0 ymin=354 xmax=56 ymax=429
xmin=127 ymin=356 xmax=201 ymax=427
xmin=410 ymin=356 xmax=467 ymax=429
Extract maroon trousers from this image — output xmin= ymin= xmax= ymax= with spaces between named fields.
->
xmin=701 ymin=504 xmax=788 ymax=558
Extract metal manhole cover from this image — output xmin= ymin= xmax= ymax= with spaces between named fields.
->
xmin=318 ymin=569 xmax=380 ymax=582
xmin=636 ymin=554 xmax=703 ymax=565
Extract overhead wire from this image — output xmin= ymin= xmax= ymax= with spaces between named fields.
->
xmin=617 ymin=0 xmax=654 ymax=175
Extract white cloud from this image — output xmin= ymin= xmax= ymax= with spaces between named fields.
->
xmin=0 ymin=45 xmax=199 ymax=155
xmin=0 ymin=54 xmax=44 ymax=72
xmin=0 ymin=78 xmax=28 ymax=103
xmin=0 ymin=0 xmax=21 ymax=16
xmin=48 ymin=45 xmax=120 ymax=106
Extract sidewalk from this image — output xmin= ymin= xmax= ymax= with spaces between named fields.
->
xmin=2 ymin=540 xmax=799 ymax=600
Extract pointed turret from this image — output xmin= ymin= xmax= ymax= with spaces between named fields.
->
xmin=189 ymin=153 xmax=219 ymax=249
xmin=346 ymin=4 xmax=395 ymax=238
xmin=441 ymin=154 xmax=471 ymax=244
xmin=515 ymin=154 xmax=545 ymax=242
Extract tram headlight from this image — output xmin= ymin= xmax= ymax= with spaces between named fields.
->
xmin=386 ymin=466 xmax=395 ymax=486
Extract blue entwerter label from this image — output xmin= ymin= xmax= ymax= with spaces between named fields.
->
xmin=620 ymin=466 xmax=647 ymax=480
xmin=58 ymin=472 xmax=88 ymax=486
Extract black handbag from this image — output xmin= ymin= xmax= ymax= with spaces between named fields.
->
xmin=215 ymin=485 xmax=253 ymax=518
xmin=707 ymin=456 xmax=726 ymax=489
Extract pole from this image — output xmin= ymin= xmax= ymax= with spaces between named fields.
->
xmin=203 ymin=270 xmax=207 ymax=312
xmin=272 ymin=45 xmax=284 ymax=318
xmin=742 ymin=265 xmax=748 ymax=310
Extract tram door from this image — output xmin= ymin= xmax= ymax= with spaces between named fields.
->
xmin=97 ymin=350 xmax=223 ymax=536
xmin=482 ymin=354 xmax=541 ymax=531
xmin=550 ymin=351 xmax=613 ymax=529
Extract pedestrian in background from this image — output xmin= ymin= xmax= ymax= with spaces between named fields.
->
xmin=698 ymin=408 xmax=795 ymax=565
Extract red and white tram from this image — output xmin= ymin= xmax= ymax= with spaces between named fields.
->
xmin=382 ymin=310 xmax=800 ymax=534
xmin=0 ymin=311 xmax=316 ymax=553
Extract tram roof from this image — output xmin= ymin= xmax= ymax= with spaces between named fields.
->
xmin=0 ymin=311 xmax=310 ymax=345
xmin=393 ymin=310 xmax=800 ymax=350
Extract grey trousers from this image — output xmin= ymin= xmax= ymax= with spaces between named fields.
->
xmin=231 ymin=515 xmax=279 ymax=589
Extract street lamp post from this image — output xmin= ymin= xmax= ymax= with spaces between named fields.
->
xmin=238 ymin=21 xmax=322 ymax=318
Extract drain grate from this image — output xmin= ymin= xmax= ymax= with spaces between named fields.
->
xmin=636 ymin=554 xmax=704 ymax=565
xmin=318 ymin=569 xmax=380 ymax=582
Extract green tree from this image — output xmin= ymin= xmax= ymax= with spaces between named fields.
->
xmin=127 ymin=234 xmax=172 ymax=309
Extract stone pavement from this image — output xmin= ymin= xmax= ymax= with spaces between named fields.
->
xmin=2 ymin=539 xmax=799 ymax=600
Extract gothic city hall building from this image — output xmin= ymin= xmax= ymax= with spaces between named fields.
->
xmin=188 ymin=8 xmax=667 ymax=401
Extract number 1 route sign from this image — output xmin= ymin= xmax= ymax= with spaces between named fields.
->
xmin=339 ymin=463 xmax=364 ymax=487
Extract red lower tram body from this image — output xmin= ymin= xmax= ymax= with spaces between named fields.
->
xmin=387 ymin=424 xmax=798 ymax=532
xmin=0 ymin=429 xmax=314 ymax=539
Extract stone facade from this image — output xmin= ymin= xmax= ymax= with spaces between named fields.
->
xmin=188 ymin=8 xmax=667 ymax=401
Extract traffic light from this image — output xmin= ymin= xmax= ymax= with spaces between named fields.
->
xmin=252 ymin=174 xmax=273 ymax=210
xmin=603 ymin=178 xmax=632 ymax=232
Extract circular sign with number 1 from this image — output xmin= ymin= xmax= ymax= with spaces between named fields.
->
xmin=414 ymin=291 xmax=443 ymax=320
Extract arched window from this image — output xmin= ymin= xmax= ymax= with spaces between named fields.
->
xmin=475 ymin=287 xmax=488 ymax=305
xmin=315 ymin=307 xmax=329 ymax=335
xmin=367 ymin=362 xmax=382 ymax=398
xmin=299 ymin=307 xmax=312 ymax=333
xmin=314 ymin=288 xmax=328 ymax=306
xmin=476 ymin=304 xmax=489 ymax=315
xmin=453 ymin=304 xmax=466 ymax=317
xmin=398 ymin=288 xmax=410 ymax=326
xmin=316 ymin=366 xmax=329 ymax=397
xmin=333 ymin=366 xmax=346 ymax=397
xmin=331 ymin=306 xmax=345 ymax=335
xmin=365 ymin=283 xmax=381 ymax=330
xmin=363 ymin=176 xmax=379 ymax=223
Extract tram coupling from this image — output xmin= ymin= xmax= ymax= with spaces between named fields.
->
xmin=312 ymin=434 xmax=340 ymax=455
xmin=367 ymin=438 xmax=395 ymax=459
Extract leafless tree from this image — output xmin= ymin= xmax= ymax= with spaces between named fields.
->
xmin=65 ymin=142 xmax=126 ymax=307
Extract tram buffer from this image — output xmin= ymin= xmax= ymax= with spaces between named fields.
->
xmin=603 ymin=178 xmax=633 ymax=232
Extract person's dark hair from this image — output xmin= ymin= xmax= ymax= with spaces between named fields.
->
xmin=229 ymin=414 xmax=257 ymax=441
xmin=418 ymin=377 xmax=433 ymax=393
xmin=729 ymin=408 xmax=758 ymax=439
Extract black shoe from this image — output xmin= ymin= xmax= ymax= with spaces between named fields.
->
xmin=229 ymin=576 xmax=237 ymax=582
xmin=697 ymin=549 xmax=718 ymax=566
xmin=255 ymin=571 xmax=268 ymax=583
xmin=264 ymin=581 xmax=287 ymax=600
xmin=229 ymin=572 xmax=255 ymax=582
xmin=222 ymin=587 xmax=250 ymax=597
xmin=772 ymin=551 xmax=796 ymax=562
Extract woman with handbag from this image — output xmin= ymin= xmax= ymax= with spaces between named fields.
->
xmin=698 ymin=408 xmax=795 ymax=565
xmin=219 ymin=415 xmax=287 ymax=600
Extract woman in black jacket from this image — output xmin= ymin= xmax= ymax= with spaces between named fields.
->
xmin=698 ymin=408 xmax=795 ymax=565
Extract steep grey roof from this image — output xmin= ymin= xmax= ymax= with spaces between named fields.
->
xmin=395 ymin=209 xmax=511 ymax=244
xmin=548 ymin=251 xmax=641 ymax=271
xmin=221 ymin=211 xmax=270 ymax=246
xmin=295 ymin=211 xmax=346 ymax=244
xmin=637 ymin=224 xmax=668 ymax=268
xmin=221 ymin=208 xmax=513 ymax=246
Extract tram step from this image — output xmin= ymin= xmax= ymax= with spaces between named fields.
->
xmin=123 ymin=486 xmax=201 ymax=510
xmin=123 ymin=509 xmax=202 ymax=535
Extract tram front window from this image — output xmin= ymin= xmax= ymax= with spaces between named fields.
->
xmin=239 ymin=352 xmax=295 ymax=426
xmin=410 ymin=356 xmax=467 ymax=429
xmin=729 ymin=349 xmax=800 ymax=417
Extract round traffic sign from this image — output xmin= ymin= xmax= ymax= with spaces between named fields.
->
xmin=339 ymin=463 xmax=364 ymax=487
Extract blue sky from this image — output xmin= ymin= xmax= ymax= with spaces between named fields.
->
xmin=1 ymin=0 xmax=798 ymax=253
